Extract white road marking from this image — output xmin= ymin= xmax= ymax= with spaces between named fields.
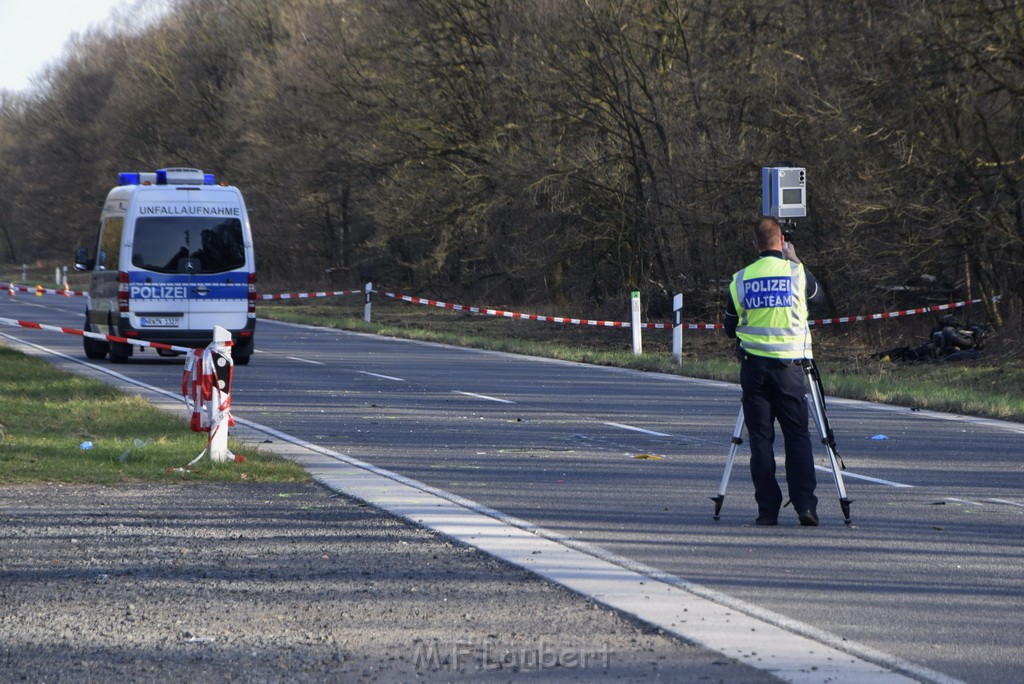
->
xmin=286 ymin=356 xmax=325 ymax=365
xmin=821 ymin=396 xmax=1024 ymax=435
xmin=357 ymin=370 xmax=405 ymax=382
xmin=814 ymin=465 xmax=914 ymax=488
xmin=986 ymin=498 xmax=1024 ymax=508
xmin=602 ymin=421 xmax=915 ymax=489
xmin=945 ymin=497 xmax=985 ymax=506
xmin=453 ymin=390 xmax=516 ymax=404
xmin=602 ymin=421 xmax=672 ymax=437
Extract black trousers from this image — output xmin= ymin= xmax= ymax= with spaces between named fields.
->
xmin=740 ymin=355 xmax=818 ymax=516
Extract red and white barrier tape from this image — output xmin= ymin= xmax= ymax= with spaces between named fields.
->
xmin=810 ymin=297 xmax=998 ymax=326
xmin=11 ymin=276 xmax=994 ymax=331
xmin=376 ymin=290 xmax=996 ymax=330
xmin=3 ymin=282 xmax=85 ymax=297
xmin=0 ymin=316 xmax=197 ymax=354
xmin=380 ymin=290 xmax=640 ymax=328
xmin=256 ymin=285 xmax=996 ymax=329
xmin=258 ymin=289 xmax=364 ymax=301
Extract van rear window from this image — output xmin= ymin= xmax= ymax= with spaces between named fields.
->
xmin=131 ymin=217 xmax=245 ymax=274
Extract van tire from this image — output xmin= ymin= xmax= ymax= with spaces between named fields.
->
xmin=234 ymin=354 xmax=250 ymax=366
xmin=109 ymin=342 xmax=131 ymax=363
xmin=82 ymin=319 xmax=110 ymax=360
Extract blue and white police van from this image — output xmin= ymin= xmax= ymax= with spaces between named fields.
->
xmin=75 ymin=168 xmax=256 ymax=364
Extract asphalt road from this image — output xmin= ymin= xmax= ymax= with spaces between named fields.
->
xmin=3 ymin=294 xmax=1022 ymax=683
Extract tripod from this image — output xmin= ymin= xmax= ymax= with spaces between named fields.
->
xmin=711 ymin=359 xmax=853 ymax=525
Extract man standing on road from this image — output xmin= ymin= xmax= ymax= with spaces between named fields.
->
xmin=724 ymin=218 xmax=826 ymax=526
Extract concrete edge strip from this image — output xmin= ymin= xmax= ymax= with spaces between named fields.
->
xmin=2 ymin=332 xmax=964 ymax=684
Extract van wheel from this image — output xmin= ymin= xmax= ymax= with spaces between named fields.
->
xmin=82 ymin=319 xmax=109 ymax=360
xmin=233 ymin=354 xmax=251 ymax=366
xmin=109 ymin=341 xmax=131 ymax=363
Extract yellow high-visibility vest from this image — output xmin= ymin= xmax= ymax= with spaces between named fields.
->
xmin=729 ymin=256 xmax=813 ymax=359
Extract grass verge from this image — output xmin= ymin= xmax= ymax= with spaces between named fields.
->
xmin=0 ymin=345 xmax=309 ymax=485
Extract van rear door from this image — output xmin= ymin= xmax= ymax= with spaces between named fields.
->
xmin=129 ymin=191 xmax=248 ymax=333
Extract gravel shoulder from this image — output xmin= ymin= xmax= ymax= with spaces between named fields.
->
xmin=1 ymin=482 xmax=777 ymax=682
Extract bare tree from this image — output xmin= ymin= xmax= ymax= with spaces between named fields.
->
xmin=2 ymin=0 xmax=1021 ymax=324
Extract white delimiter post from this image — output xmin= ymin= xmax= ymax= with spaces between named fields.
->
xmin=630 ymin=291 xmax=642 ymax=355
xmin=208 ymin=326 xmax=233 ymax=463
xmin=672 ymin=293 xmax=683 ymax=364
xmin=363 ymin=282 xmax=373 ymax=323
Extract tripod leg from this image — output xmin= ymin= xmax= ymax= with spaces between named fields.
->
xmin=712 ymin=407 xmax=745 ymax=521
xmin=804 ymin=365 xmax=853 ymax=525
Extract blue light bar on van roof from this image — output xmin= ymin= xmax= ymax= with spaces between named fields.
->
xmin=118 ymin=168 xmax=216 ymax=186
xmin=157 ymin=168 xmax=212 ymax=185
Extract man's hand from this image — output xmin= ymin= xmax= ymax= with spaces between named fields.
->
xmin=782 ymin=239 xmax=801 ymax=264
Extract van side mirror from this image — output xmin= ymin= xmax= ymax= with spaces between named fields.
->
xmin=74 ymin=247 xmax=94 ymax=271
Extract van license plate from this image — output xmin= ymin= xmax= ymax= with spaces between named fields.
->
xmin=140 ymin=317 xmax=180 ymax=327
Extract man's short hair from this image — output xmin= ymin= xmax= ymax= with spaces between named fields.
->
xmin=753 ymin=218 xmax=783 ymax=251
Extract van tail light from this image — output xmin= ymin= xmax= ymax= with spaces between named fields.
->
xmin=118 ymin=272 xmax=130 ymax=313
xmin=247 ymin=273 xmax=257 ymax=315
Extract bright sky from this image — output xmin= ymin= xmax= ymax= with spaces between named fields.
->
xmin=0 ymin=0 xmax=167 ymax=93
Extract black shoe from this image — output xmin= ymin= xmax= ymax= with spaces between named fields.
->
xmin=755 ymin=515 xmax=778 ymax=526
xmin=798 ymin=509 xmax=819 ymax=527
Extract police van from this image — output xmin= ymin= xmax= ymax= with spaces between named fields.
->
xmin=75 ymin=168 xmax=256 ymax=364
